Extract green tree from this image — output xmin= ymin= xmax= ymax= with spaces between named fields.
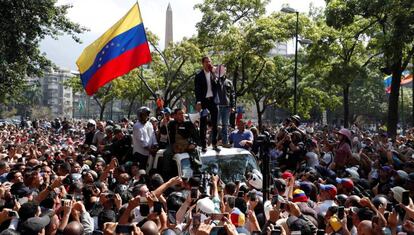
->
xmin=144 ymin=31 xmax=202 ymax=108
xmin=65 ymin=76 xmax=116 ymax=120
xmin=0 ymin=0 xmax=86 ymax=103
xmin=31 ymin=105 xmax=53 ymax=120
xmin=325 ymin=0 xmax=414 ymax=137
xmin=196 ymin=0 xmax=337 ymax=123
xmin=112 ymin=69 xmax=154 ymax=118
xmin=195 ymin=0 xmax=275 ymax=106
xmin=195 ymin=0 xmax=269 ymax=47
xmin=11 ymin=80 xmax=44 ymax=117
xmin=249 ymin=56 xmax=291 ymax=130
xmin=306 ymin=8 xmax=377 ymax=127
xmin=348 ymin=61 xmax=388 ymax=125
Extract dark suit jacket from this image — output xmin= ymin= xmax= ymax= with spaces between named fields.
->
xmin=194 ymin=70 xmax=218 ymax=104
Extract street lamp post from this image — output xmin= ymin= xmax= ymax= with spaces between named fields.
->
xmin=281 ymin=7 xmax=299 ymax=114
xmin=281 ymin=7 xmax=312 ymax=115
xmin=293 ymin=11 xmax=299 ymax=115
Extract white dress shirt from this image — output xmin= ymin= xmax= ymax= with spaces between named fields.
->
xmin=133 ymin=121 xmax=157 ymax=156
xmin=205 ymin=70 xmax=213 ymax=98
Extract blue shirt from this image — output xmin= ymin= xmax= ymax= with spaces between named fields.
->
xmin=229 ymin=129 xmax=253 ymax=149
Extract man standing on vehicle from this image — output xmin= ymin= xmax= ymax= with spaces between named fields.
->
xmin=133 ymin=107 xmax=158 ymax=170
xmin=229 ymin=119 xmax=253 ymax=150
xmin=163 ymin=109 xmax=200 ymax=178
xmin=194 ymin=56 xmax=219 ymax=152
xmin=215 ymin=64 xmax=235 ymax=147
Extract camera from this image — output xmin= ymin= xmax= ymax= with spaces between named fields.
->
xmin=256 ymin=134 xmax=270 ymax=145
xmin=8 ymin=211 xmax=18 ymax=217
xmin=191 ymin=187 xmax=198 ymax=199
xmin=402 ymin=191 xmax=410 ymax=206
xmin=249 ymin=191 xmax=257 ymax=201
xmin=140 ymin=197 xmax=149 ymax=216
xmin=338 ymin=206 xmax=345 ymax=219
xmin=154 ymin=201 xmax=163 ymax=215
xmin=115 ymin=224 xmax=133 ymax=234
xmin=256 ymin=133 xmax=272 ymax=153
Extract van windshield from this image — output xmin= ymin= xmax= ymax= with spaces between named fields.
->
xmin=180 ymin=154 xmax=259 ymax=183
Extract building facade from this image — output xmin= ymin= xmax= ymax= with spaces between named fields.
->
xmin=38 ymin=68 xmax=74 ymax=118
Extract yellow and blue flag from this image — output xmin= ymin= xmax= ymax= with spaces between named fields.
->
xmin=76 ymin=3 xmax=151 ymax=95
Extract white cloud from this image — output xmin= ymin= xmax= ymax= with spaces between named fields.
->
xmin=40 ymin=0 xmax=324 ymax=70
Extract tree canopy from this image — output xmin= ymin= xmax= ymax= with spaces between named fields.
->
xmin=0 ymin=0 xmax=86 ymax=103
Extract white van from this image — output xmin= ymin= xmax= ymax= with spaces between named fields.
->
xmin=147 ymin=147 xmax=260 ymax=183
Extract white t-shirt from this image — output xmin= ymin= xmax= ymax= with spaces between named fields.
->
xmin=315 ymin=200 xmax=338 ymax=215
xmin=132 ymin=121 xmax=157 ymax=156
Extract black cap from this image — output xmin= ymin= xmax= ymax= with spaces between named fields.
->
xmin=99 ymin=210 xmax=116 ymax=223
xmin=19 ymin=216 xmax=51 ymax=235
xmin=113 ymin=125 xmax=123 ymax=134
xmin=10 ymin=182 xmax=33 ymax=198
xmin=408 ymin=173 xmax=414 ymax=182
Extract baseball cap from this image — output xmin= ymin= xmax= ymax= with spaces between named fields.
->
xmin=10 ymin=182 xmax=33 ymax=198
xmin=230 ymin=208 xmax=246 ymax=227
xmin=113 ymin=125 xmax=122 ymax=134
xmin=408 ymin=173 xmax=414 ymax=182
xmin=19 ymin=216 xmax=51 ymax=235
xmin=196 ymin=197 xmax=215 ymax=214
xmin=381 ymin=165 xmax=393 ymax=172
xmin=163 ymin=107 xmax=172 ymax=114
xmin=391 ymin=186 xmax=408 ymax=204
xmin=345 ymin=167 xmax=360 ymax=180
xmin=395 ymin=170 xmax=408 ymax=180
xmin=292 ymin=189 xmax=308 ymax=203
xmin=319 ymin=184 xmax=337 ymax=198
xmin=287 ymin=216 xmax=312 ymax=235
xmin=336 ymin=178 xmax=354 ymax=191
xmin=99 ymin=210 xmax=117 ymax=223
xmin=281 ymin=171 xmax=293 ymax=179
xmin=299 ymin=181 xmax=314 ymax=196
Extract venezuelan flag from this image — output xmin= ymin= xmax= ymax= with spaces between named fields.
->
xmin=383 ymin=70 xmax=413 ymax=94
xmin=76 ymin=3 xmax=151 ymax=95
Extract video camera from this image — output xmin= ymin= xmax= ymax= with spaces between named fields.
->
xmin=256 ymin=132 xmax=273 ymax=153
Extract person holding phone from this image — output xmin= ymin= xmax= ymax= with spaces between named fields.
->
xmin=194 ymin=56 xmax=219 ymax=152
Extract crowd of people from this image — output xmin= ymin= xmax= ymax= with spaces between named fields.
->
xmin=1 ymin=56 xmax=414 ymax=235
xmin=1 ymin=111 xmax=414 ymax=235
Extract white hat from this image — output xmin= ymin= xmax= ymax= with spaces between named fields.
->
xmin=391 ymin=186 xmax=407 ymax=204
xmin=87 ymin=119 xmax=96 ymax=126
xmin=196 ymin=197 xmax=215 ymax=214
xmin=345 ymin=167 xmax=360 ymax=180
xmin=248 ymin=169 xmax=263 ymax=190
xmin=264 ymin=200 xmax=272 ymax=220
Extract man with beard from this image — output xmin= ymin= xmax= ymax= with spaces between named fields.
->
xmin=162 ymin=109 xmax=200 ymax=178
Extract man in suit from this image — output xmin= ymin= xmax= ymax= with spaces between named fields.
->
xmin=194 ymin=56 xmax=219 ymax=151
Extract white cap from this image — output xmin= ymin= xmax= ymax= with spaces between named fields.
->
xmin=87 ymin=119 xmax=96 ymax=126
xmin=196 ymin=197 xmax=215 ymax=214
xmin=248 ymin=169 xmax=263 ymax=190
xmin=391 ymin=186 xmax=407 ymax=204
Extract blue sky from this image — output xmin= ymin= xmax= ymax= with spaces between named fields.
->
xmin=40 ymin=0 xmax=325 ymax=71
